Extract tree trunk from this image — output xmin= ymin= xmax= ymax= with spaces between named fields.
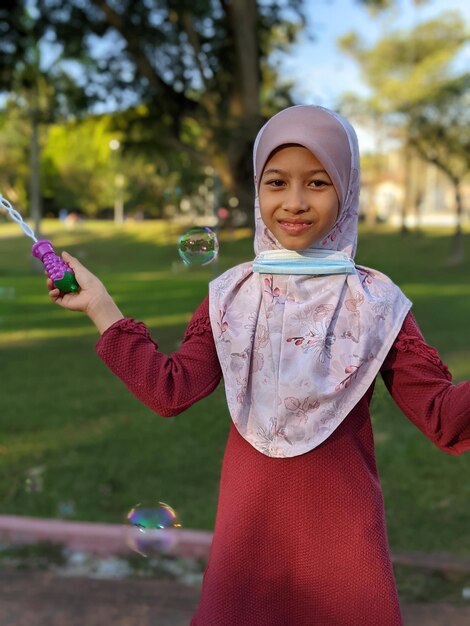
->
xmin=29 ymin=110 xmax=42 ymax=240
xmin=448 ymin=177 xmax=464 ymax=265
xmin=222 ymin=0 xmax=262 ymax=228
xmin=400 ymin=145 xmax=411 ymax=234
xmin=208 ymin=137 xmax=257 ymax=230
xmin=227 ymin=0 xmax=260 ymax=119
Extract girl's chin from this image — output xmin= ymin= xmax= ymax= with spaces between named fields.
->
xmin=283 ymin=243 xmax=310 ymax=251
xmin=277 ymin=235 xmax=321 ymax=250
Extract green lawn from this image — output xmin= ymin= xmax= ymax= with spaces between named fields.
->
xmin=0 ymin=220 xmax=469 ymax=559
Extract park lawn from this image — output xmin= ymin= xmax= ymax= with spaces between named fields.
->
xmin=0 ymin=221 xmax=469 ymax=560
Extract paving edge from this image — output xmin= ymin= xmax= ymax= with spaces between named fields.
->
xmin=1 ymin=515 xmax=470 ymax=574
xmin=0 ymin=515 xmax=213 ymax=560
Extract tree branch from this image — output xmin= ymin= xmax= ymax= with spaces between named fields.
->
xmin=409 ymin=136 xmax=457 ymax=185
xmin=89 ymin=0 xmax=197 ymax=116
xmin=180 ymin=11 xmax=210 ymax=93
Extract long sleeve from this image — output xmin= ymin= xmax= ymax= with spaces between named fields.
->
xmin=381 ymin=311 xmax=470 ymax=455
xmin=95 ymin=296 xmax=222 ymax=416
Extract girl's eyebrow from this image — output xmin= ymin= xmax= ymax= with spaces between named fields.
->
xmin=262 ymin=168 xmax=329 ymax=177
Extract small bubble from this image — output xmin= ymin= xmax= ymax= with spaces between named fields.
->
xmin=177 ymin=227 xmax=219 ymax=266
xmin=125 ymin=502 xmax=182 ymax=557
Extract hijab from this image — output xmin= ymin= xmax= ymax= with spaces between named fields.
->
xmin=208 ymin=105 xmax=411 ymax=458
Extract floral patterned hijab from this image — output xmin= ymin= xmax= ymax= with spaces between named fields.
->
xmin=209 ymin=105 xmax=411 ymax=458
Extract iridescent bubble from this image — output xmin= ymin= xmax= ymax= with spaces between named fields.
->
xmin=127 ymin=502 xmax=181 ymax=530
xmin=177 ymin=227 xmax=219 ymax=266
xmin=125 ymin=502 xmax=182 ymax=557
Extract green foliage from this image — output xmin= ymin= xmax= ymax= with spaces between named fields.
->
xmin=0 ymin=104 xmax=30 ymax=208
xmin=359 ymin=0 xmax=397 ymax=12
xmin=408 ymin=75 xmax=470 ymax=180
xmin=340 ymin=11 xmax=468 ymax=113
xmin=31 ymin=0 xmax=305 ymax=112
xmin=42 ymin=113 xmax=221 ymax=218
xmin=339 ymin=9 xmax=469 ymax=248
xmin=0 ymin=1 xmax=94 ymax=232
xmin=0 ymin=1 xmax=310 ymax=222
xmin=42 ymin=115 xmax=117 ymax=214
xmin=36 ymin=2 xmax=306 ymax=216
xmin=0 ymin=542 xmax=67 ymax=569
xmin=0 ymin=2 xmax=90 ymax=118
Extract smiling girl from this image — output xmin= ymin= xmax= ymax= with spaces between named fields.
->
xmin=49 ymin=105 xmax=470 ymax=625
xmin=258 ymin=143 xmax=339 ymax=249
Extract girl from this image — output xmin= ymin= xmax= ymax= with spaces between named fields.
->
xmin=49 ymin=105 xmax=470 ymax=626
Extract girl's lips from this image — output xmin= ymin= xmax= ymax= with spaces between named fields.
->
xmin=278 ymin=221 xmax=312 ymax=234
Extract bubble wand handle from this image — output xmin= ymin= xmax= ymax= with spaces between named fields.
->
xmin=32 ymin=240 xmax=80 ymax=293
xmin=0 ymin=194 xmax=79 ymax=293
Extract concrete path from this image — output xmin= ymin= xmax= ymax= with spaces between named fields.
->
xmin=1 ymin=569 xmax=470 ymax=626
xmin=0 ymin=569 xmax=198 ymax=626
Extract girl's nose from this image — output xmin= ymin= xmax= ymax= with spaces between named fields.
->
xmin=283 ymin=187 xmax=308 ymax=213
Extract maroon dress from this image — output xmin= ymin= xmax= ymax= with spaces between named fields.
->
xmin=96 ymin=297 xmax=470 ymax=626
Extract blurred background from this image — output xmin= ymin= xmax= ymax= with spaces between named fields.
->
xmin=0 ymin=0 xmax=469 ymax=616
xmin=0 ymin=0 xmax=468 ymax=244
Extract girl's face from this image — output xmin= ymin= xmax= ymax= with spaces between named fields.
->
xmin=258 ymin=145 xmax=339 ymax=251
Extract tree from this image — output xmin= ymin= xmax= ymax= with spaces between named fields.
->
xmin=407 ymin=76 xmax=470 ymax=263
xmin=0 ymin=2 xmax=90 ymax=235
xmin=41 ymin=112 xmax=212 ymax=219
xmin=339 ymin=11 xmax=469 ymax=258
xmin=0 ymin=104 xmax=30 ymax=211
xmin=28 ymin=0 xmax=306 ymax=224
xmin=3 ymin=1 xmax=417 ymax=226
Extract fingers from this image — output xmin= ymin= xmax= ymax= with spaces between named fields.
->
xmin=62 ymin=251 xmax=83 ymax=271
xmin=47 ymin=251 xmax=105 ymax=313
xmin=48 ymin=285 xmax=61 ymax=304
xmin=61 ymin=251 xmax=95 ymax=289
xmin=47 ymin=276 xmax=73 ymax=304
xmin=47 ymin=277 xmax=58 ymax=296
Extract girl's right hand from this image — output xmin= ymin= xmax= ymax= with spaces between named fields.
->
xmin=48 ymin=251 xmax=124 ymax=334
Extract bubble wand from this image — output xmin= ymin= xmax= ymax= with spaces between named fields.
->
xmin=0 ymin=194 xmax=79 ymax=293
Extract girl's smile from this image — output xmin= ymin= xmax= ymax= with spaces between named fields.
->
xmin=258 ymin=144 xmax=339 ymax=250
xmin=278 ymin=220 xmax=313 ymax=234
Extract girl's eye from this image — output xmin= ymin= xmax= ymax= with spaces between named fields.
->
xmin=266 ymin=179 xmax=285 ymax=187
xmin=310 ymin=179 xmax=330 ymax=188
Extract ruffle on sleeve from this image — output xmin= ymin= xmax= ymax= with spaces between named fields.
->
xmin=394 ymin=335 xmax=452 ymax=381
xmin=101 ymin=317 xmax=151 ymax=339
xmin=184 ymin=314 xmax=212 ymax=339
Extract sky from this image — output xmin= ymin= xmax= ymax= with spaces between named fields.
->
xmin=281 ymin=0 xmax=469 ymax=110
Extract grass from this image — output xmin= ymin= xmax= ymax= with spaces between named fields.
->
xmin=0 ymin=220 xmax=469 ymax=563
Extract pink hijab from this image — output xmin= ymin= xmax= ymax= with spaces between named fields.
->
xmin=209 ymin=105 xmax=411 ymax=458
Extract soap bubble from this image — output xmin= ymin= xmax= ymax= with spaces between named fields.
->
xmin=125 ymin=501 xmax=182 ymax=557
xmin=177 ymin=227 xmax=218 ymax=266
xmin=127 ymin=502 xmax=181 ymax=530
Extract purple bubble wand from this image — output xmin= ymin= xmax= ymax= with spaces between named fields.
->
xmin=0 ymin=194 xmax=79 ymax=293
